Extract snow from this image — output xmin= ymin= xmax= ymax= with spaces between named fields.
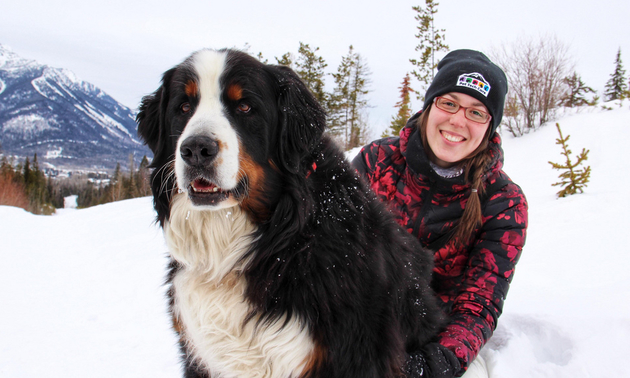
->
xmin=1 ymin=101 xmax=629 ymax=377
xmin=0 ymin=198 xmax=181 ymax=377
xmin=0 ymin=43 xmax=33 ymax=71
xmin=32 ymin=73 xmax=69 ymax=101
xmin=2 ymin=113 xmax=57 ymax=136
xmin=75 ymin=100 xmax=134 ymax=140
xmin=45 ymin=146 xmax=64 ymax=159
xmin=63 ymin=195 xmax=78 ymax=209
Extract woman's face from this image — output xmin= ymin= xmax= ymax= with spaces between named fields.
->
xmin=425 ymin=92 xmax=491 ymax=168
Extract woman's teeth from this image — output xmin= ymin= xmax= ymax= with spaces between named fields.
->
xmin=442 ymin=131 xmax=464 ymax=142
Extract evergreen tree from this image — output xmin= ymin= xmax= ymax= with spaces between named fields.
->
xmin=348 ymin=51 xmax=371 ymax=149
xmin=275 ymin=52 xmax=293 ymax=68
xmin=136 ymin=155 xmax=151 ymax=197
xmin=22 ymin=157 xmax=31 ymax=188
xmin=8 ymin=154 xmax=56 ymax=214
xmin=548 ymin=123 xmax=591 ymax=198
xmin=126 ymin=154 xmax=137 ymax=199
xmin=410 ymin=0 xmax=449 ymax=99
xmin=328 ymin=50 xmax=352 ymax=143
xmin=110 ymin=163 xmax=123 ymax=202
xmin=256 ymin=52 xmax=268 ymax=64
xmin=295 ymin=42 xmax=328 ymax=108
xmin=28 ymin=154 xmax=41 ymax=211
xmin=604 ymin=48 xmax=627 ymax=101
xmin=383 ymin=73 xmax=415 ymax=137
xmin=561 ymin=72 xmax=597 ymax=107
xmin=329 ymin=45 xmax=371 ymax=150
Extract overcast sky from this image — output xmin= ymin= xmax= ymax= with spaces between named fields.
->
xmin=1 ymin=0 xmax=629 ymax=137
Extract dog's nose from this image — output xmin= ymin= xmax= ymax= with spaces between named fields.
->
xmin=180 ymin=136 xmax=219 ymax=167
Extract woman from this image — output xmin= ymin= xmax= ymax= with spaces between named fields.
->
xmin=353 ymin=50 xmax=528 ymax=378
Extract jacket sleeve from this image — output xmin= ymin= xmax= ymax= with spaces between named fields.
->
xmin=351 ymin=141 xmax=380 ymax=180
xmin=438 ymin=183 xmax=528 ymax=376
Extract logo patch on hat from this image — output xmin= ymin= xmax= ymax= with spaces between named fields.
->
xmin=456 ymin=72 xmax=491 ymax=97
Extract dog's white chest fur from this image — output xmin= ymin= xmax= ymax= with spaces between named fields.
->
xmin=165 ymin=194 xmax=314 ymax=378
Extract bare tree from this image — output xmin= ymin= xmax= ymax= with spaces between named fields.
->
xmin=0 ymin=162 xmax=29 ymax=210
xmin=501 ymin=94 xmax=525 ymax=138
xmin=492 ymin=35 xmax=573 ymax=136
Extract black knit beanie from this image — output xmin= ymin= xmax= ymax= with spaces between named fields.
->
xmin=422 ymin=49 xmax=508 ymax=135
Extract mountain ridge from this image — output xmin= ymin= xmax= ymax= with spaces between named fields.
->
xmin=0 ymin=44 xmax=151 ymax=170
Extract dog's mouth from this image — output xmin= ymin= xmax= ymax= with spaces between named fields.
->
xmin=186 ymin=177 xmax=247 ymax=207
xmin=187 ymin=177 xmax=229 ymax=205
xmin=191 ymin=178 xmax=223 ymax=194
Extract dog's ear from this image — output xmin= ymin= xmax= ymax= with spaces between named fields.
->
xmin=270 ymin=65 xmax=326 ymax=174
xmin=137 ymin=89 xmax=162 ymax=153
xmin=137 ymin=68 xmax=175 ymax=160
xmin=136 ymin=68 xmax=176 ymax=226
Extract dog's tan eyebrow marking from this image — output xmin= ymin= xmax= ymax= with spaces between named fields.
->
xmin=227 ymin=84 xmax=243 ymax=101
xmin=185 ymin=80 xmax=199 ymax=98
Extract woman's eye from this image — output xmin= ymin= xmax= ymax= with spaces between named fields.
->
xmin=238 ymin=103 xmax=251 ymax=113
xmin=443 ymin=101 xmax=457 ymax=108
xmin=181 ymin=102 xmax=191 ymax=114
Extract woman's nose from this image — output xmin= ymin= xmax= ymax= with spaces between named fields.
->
xmin=449 ymin=108 xmax=468 ymax=127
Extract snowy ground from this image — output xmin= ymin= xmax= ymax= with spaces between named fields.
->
xmin=1 ymin=101 xmax=629 ymax=377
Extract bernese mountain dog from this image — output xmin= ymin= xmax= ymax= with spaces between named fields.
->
xmin=137 ymin=48 xmax=444 ymax=378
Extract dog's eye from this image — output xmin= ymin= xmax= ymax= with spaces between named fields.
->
xmin=181 ymin=102 xmax=191 ymax=114
xmin=237 ymin=103 xmax=251 ymax=113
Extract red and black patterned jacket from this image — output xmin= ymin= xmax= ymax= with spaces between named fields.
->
xmin=352 ymin=112 xmax=528 ymax=375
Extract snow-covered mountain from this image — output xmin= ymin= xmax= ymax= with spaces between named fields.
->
xmin=0 ymin=44 xmax=151 ymax=170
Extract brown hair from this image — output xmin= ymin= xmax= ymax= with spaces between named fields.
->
xmin=417 ymin=106 xmax=493 ymax=246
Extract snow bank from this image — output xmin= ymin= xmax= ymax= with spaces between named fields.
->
xmin=1 ymin=102 xmax=629 ymax=376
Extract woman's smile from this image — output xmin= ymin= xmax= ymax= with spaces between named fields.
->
xmin=440 ymin=130 xmax=466 ymax=143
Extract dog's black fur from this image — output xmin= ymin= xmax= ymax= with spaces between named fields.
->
xmin=137 ymin=48 xmax=444 ymax=378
